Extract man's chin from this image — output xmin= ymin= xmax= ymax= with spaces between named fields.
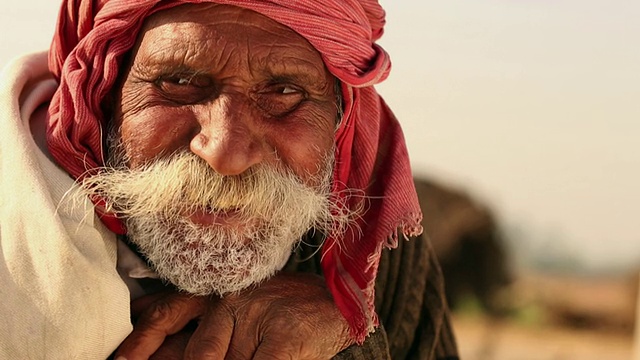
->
xmin=131 ymin=220 xmax=297 ymax=296
xmin=156 ymin=254 xmax=286 ymax=297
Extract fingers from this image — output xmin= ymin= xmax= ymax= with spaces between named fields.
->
xmin=183 ymin=300 xmax=236 ymax=360
xmin=130 ymin=291 xmax=172 ymax=318
xmin=147 ymin=331 xmax=193 ymax=360
xmin=115 ymin=294 xmax=206 ymax=360
xmin=252 ymin=342 xmax=300 ymax=360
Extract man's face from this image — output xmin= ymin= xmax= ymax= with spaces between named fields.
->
xmin=115 ymin=3 xmax=337 ymax=181
xmin=94 ymin=4 xmax=344 ymax=295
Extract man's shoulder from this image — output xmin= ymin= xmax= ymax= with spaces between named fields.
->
xmin=1 ymin=50 xmax=58 ymax=166
xmin=0 ymin=52 xmax=52 ymax=99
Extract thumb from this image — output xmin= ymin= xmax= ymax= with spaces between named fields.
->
xmin=115 ymin=294 xmax=206 ymax=360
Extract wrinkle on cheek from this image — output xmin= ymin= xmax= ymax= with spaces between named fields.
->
xmin=120 ymin=82 xmax=152 ymax=117
xmin=122 ymin=126 xmax=182 ymax=167
xmin=120 ymin=105 xmax=199 ymax=167
xmin=120 ymin=127 xmax=155 ymax=166
xmin=273 ymin=111 xmax=335 ymax=178
xmin=295 ymin=103 xmax=337 ymax=138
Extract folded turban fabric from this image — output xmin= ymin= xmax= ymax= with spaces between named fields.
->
xmin=47 ymin=0 xmax=423 ymax=342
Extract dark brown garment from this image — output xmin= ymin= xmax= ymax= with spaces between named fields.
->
xmin=284 ymin=233 xmax=459 ymax=360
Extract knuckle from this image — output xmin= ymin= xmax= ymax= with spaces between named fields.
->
xmin=211 ymin=297 xmax=238 ymax=319
xmin=184 ymin=337 xmax=227 ymax=360
xmin=140 ymin=299 xmax=180 ymax=329
xmin=224 ymin=345 xmax=254 ymax=360
xmin=255 ymin=344 xmax=297 ymax=360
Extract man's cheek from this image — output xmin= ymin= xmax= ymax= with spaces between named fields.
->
xmin=274 ymin=125 xmax=334 ymax=183
xmin=118 ymin=82 xmax=153 ymax=117
xmin=119 ymin=106 xmax=198 ymax=167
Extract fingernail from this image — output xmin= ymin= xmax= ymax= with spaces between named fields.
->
xmin=115 ymin=357 xmax=127 ymax=360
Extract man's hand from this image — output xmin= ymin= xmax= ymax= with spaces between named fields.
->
xmin=115 ymin=273 xmax=354 ymax=360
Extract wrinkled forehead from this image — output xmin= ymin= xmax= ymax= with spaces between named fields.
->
xmin=136 ymin=3 xmax=326 ymax=67
xmin=144 ymin=3 xmax=285 ymax=32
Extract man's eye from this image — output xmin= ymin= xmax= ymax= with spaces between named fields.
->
xmin=157 ymin=76 xmax=188 ymax=88
xmin=159 ymin=74 xmax=212 ymax=88
xmin=174 ymin=77 xmax=191 ymax=85
xmin=278 ymin=86 xmax=299 ymax=94
xmin=253 ymin=84 xmax=306 ymax=117
xmin=155 ymin=75 xmax=215 ymax=104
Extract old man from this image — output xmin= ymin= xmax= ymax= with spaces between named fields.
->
xmin=0 ymin=1 xmax=458 ymax=359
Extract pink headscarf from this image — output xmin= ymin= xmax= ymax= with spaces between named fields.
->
xmin=48 ymin=0 xmax=422 ymax=342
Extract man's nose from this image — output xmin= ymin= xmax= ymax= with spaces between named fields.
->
xmin=189 ymin=94 xmax=266 ymax=176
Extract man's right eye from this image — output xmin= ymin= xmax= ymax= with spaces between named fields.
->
xmin=172 ymin=77 xmax=191 ymax=85
xmin=155 ymin=75 xmax=215 ymax=104
xmin=251 ymin=83 xmax=307 ymax=118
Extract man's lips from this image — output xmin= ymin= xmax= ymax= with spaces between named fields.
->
xmin=187 ymin=208 xmax=242 ymax=227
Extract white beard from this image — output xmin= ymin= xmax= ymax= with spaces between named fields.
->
xmin=82 ymin=151 xmax=350 ymax=296
xmin=126 ymin=203 xmax=311 ymax=295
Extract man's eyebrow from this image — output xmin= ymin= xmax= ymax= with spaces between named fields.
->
xmin=131 ymin=59 xmax=207 ymax=80
xmin=264 ymin=59 xmax=328 ymax=88
xmin=132 ymin=49 xmax=330 ymax=88
xmin=267 ymin=72 xmax=321 ymax=86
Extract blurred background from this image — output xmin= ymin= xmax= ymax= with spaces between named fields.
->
xmin=2 ymin=1 xmax=639 ymax=359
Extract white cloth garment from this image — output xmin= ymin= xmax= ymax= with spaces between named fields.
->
xmin=0 ymin=52 xmax=132 ymax=359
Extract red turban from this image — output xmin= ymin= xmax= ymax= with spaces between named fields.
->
xmin=48 ymin=0 xmax=423 ymax=342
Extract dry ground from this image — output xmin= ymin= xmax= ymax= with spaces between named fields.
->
xmin=450 ymin=271 xmax=639 ymax=360
xmin=452 ymin=313 xmax=633 ymax=360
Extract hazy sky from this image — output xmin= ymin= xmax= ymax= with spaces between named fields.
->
xmin=376 ymin=0 xmax=640 ymax=270
xmin=1 ymin=1 xmax=639 ymax=271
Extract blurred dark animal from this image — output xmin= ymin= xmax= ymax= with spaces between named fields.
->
xmin=414 ymin=177 xmax=512 ymax=314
